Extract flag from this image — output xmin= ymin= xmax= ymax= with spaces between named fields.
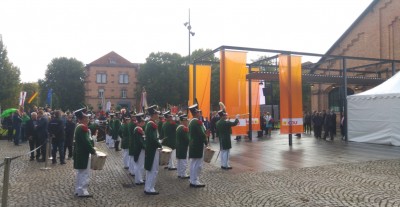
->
xmin=19 ymin=91 xmax=27 ymax=106
xmin=46 ymin=89 xmax=53 ymax=106
xmin=140 ymin=87 xmax=148 ymax=113
xmin=27 ymin=91 xmax=38 ymax=104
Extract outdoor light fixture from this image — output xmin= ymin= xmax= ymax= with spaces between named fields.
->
xmin=355 ymin=86 xmax=359 ymax=90
xmin=310 ymin=84 xmax=314 ymax=88
xmin=332 ymin=85 xmax=336 ymax=89
xmin=259 ymin=81 xmax=264 ymax=85
xmin=184 ymin=9 xmax=195 ymax=64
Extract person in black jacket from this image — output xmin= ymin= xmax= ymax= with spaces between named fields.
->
xmin=64 ymin=113 xmax=76 ymax=160
xmin=26 ymin=112 xmax=40 ymax=161
xmin=36 ymin=110 xmax=49 ymax=162
xmin=210 ymin=111 xmax=219 ymax=140
xmin=49 ymin=110 xmax=66 ymax=164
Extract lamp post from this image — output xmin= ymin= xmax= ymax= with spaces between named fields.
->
xmin=184 ymin=9 xmax=195 ymax=64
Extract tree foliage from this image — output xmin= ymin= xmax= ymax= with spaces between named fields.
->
xmin=39 ymin=57 xmax=85 ymax=110
xmin=0 ymin=38 xmax=21 ymax=109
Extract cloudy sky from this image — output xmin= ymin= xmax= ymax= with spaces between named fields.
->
xmin=1 ymin=0 xmax=373 ymax=82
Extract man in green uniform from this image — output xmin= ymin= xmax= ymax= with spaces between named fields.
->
xmin=144 ymin=105 xmax=162 ymax=195
xmin=120 ymin=115 xmax=131 ymax=169
xmin=175 ymin=114 xmax=190 ymax=179
xmin=112 ymin=112 xmax=122 ymax=151
xmin=73 ymin=108 xmax=97 ymax=197
xmin=131 ymin=113 xmax=146 ymax=185
xmin=162 ymin=110 xmax=178 ymax=170
xmin=157 ymin=114 xmax=164 ymax=139
xmin=127 ymin=112 xmax=137 ymax=176
xmin=216 ymin=110 xmax=239 ymax=170
xmin=106 ymin=113 xmax=114 ymax=149
xmin=188 ymin=104 xmax=208 ymax=188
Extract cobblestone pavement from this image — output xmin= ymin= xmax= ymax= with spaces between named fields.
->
xmin=1 ymin=139 xmax=400 ymax=206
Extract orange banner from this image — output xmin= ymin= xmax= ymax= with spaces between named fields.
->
xmin=279 ymin=55 xmax=303 ymax=134
xmin=247 ymin=67 xmax=261 ymax=131
xmin=188 ymin=65 xmax=211 ymax=120
xmin=220 ymin=51 xmax=248 ymax=135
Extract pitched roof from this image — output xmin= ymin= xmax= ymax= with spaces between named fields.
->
xmin=87 ymin=51 xmax=136 ymax=68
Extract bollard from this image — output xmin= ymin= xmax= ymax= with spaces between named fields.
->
xmin=2 ymin=157 xmax=12 ymax=207
xmin=40 ymin=138 xmax=51 ymax=171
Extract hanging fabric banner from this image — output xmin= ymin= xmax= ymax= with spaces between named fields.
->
xmin=188 ymin=64 xmax=211 ymax=120
xmin=279 ymin=55 xmax=303 ymax=134
xmin=220 ymin=50 xmax=248 ymax=135
xmin=247 ymin=67 xmax=261 ymax=131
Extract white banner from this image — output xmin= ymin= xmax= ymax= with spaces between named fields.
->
xmin=281 ymin=118 xmax=303 ymax=126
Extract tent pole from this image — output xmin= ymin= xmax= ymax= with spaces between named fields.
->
xmin=343 ymin=58 xmax=348 ymax=141
xmin=392 ymin=62 xmax=396 ymax=76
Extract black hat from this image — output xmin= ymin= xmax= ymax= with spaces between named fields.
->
xmin=123 ymin=114 xmax=131 ymax=120
xmin=218 ymin=110 xmax=227 ymax=117
xmin=163 ymin=110 xmax=172 ymax=118
xmin=146 ymin=105 xmax=160 ymax=115
xmin=74 ymin=108 xmax=91 ymax=119
xmin=134 ymin=113 xmax=145 ymax=122
xmin=188 ymin=104 xmax=201 ymax=115
xmin=179 ymin=114 xmax=188 ymax=121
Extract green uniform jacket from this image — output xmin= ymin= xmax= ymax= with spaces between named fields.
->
xmin=73 ymin=124 xmax=96 ymax=169
xmin=120 ymin=123 xmax=129 ymax=149
xmin=112 ymin=119 xmax=121 ymax=140
xmin=132 ymin=126 xmax=145 ymax=162
xmin=188 ymin=118 xmax=208 ymax=158
xmin=127 ymin=121 xmax=137 ymax=155
xmin=162 ymin=120 xmax=177 ymax=149
xmin=157 ymin=120 xmax=164 ymax=139
xmin=107 ymin=119 xmax=113 ymax=136
xmin=216 ymin=119 xmax=239 ymax=150
xmin=145 ymin=120 xmax=162 ymax=171
xmin=176 ymin=125 xmax=189 ymax=159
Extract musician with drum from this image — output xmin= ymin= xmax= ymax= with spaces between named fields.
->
xmin=175 ymin=114 xmax=190 ymax=179
xmin=131 ymin=113 xmax=146 ymax=185
xmin=144 ymin=105 xmax=162 ymax=195
xmin=162 ymin=110 xmax=178 ymax=170
xmin=216 ymin=109 xmax=239 ymax=170
xmin=73 ymin=108 xmax=97 ymax=198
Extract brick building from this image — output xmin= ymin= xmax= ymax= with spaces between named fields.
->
xmin=84 ymin=51 xmax=139 ymax=111
xmin=311 ymin=0 xmax=400 ymax=112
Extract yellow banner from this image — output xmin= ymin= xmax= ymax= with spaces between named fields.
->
xmin=188 ymin=65 xmax=211 ymax=120
xmin=220 ymin=51 xmax=247 ymax=135
xmin=279 ymin=55 xmax=303 ymax=134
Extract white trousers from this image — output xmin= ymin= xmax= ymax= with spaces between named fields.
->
xmin=107 ymin=135 xmax=114 ymax=149
xmin=145 ymin=150 xmax=159 ymax=192
xmin=128 ymin=156 xmax=135 ymax=175
xmin=189 ymin=155 xmax=204 ymax=185
xmin=105 ymin=135 xmax=110 ymax=145
xmin=75 ymin=155 xmax=91 ymax=196
xmin=177 ymin=158 xmax=188 ymax=177
xmin=123 ymin=149 xmax=129 ymax=168
xmin=220 ymin=149 xmax=230 ymax=167
xmin=168 ymin=149 xmax=176 ymax=168
xmin=134 ymin=150 xmax=145 ymax=183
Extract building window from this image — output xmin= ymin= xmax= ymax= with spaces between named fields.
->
xmin=121 ymin=89 xmax=127 ymax=99
xmin=96 ymin=73 xmax=107 ymax=83
xmin=98 ymin=89 xmax=104 ymax=98
xmin=328 ymin=87 xmax=354 ymax=112
xmin=119 ymin=74 xmax=129 ymax=84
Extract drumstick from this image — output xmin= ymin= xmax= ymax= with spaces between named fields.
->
xmin=215 ymin=150 xmax=220 ymax=162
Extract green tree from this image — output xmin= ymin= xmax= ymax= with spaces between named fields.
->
xmin=0 ymin=38 xmax=21 ymax=109
xmin=21 ymin=82 xmax=39 ymax=111
xmin=39 ymin=57 xmax=85 ymax=110
xmin=136 ymin=52 xmax=187 ymax=108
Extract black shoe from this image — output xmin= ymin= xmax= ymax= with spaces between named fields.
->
xmin=129 ymin=173 xmax=135 ymax=177
xmin=77 ymin=194 xmax=93 ymax=198
xmin=115 ymin=149 xmax=121 ymax=151
xmin=221 ymin=166 xmax=227 ymax=170
xmin=29 ymin=157 xmax=34 ymax=161
xmin=168 ymin=168 xmax=177 ymax=171
xmin=164 ymin=166 xmax=169 ymax=169
xmin=144 ymin=191 xmax=159 ymax=195
xmin=37 ymin=159 xmax=45 ymax=162
xmin=178 ymin=176 xmax=190 ymax=179
xmin=226 ymin=166 xmax=233 ymax=170
xmin=60 ymin=161 xmax=66 ymax=165
xmin=190 ymin=183 xmax=205 ymax=188
xmin=135 ymin=182 xmax=145 ymax=185
xmin=124 ymin=167 xmax=129 ymax=169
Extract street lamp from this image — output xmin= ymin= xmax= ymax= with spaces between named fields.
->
xmin=184 ymin=9 xmax=195 ymax=64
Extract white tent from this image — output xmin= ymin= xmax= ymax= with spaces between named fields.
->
xmin=347 ymin=72 xmax=400 ymax=146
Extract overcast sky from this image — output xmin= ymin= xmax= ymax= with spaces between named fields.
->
xmin=1 ymin=0 xmax=373 ymax=82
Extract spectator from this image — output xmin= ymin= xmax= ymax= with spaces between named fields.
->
xmin=36 ymin=110 xmax=49 ymax=162
xmin=49 ymin=110 xmax=66 ymax=164
xmin=65 ymin=114 xmax=75 ymax=160
xmin=26 ymin=112 xmax=40 ymax=161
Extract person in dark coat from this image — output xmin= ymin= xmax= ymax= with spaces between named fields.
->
xmin=112 ymin=113 xmax=121 ymax=151
xmin=49 ymin=110 xmax=66 ymax=164
xmin=73 ymin=108 xmax=96 ymax=197
xmin=36 ymin=110 xmax=49 ymax=162
xmin=131 ymin=113 xmax=146 ymax=185
xmin=210 ymin=111 xmax=220 ymax=140
xmin=26 ymin=112 xmax=40 ymax=161
xmin=12 ymin=110 xmax=23 ymax=145
xmin=4 ymin=116 xmax=14 ymax=141
xmin=188 ymin=104 xmax=208 ymax=188
xmin=313 ymin=112 xmax=323 ymax=139
xmin=65 ymin=114 xmax=75 ymax=160
xmin=216 ymin=110 xmax=239 ymax=170
xmin=162 ymin=110 xmax=177 ymax=170
xmin=175 ymin=114 xmax=190 ymax=179
xmin=329 ymin=110 xmax=337 ymax=140
xmin=144 ymin=105 xmax=162 ymax=195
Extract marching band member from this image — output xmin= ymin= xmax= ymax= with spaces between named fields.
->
xmin=162 ymin=110 xmax=177 ymax=170
xmin=120 ymin=115 xmax=131 ymax=169
xmin=73 ymin=108 xmax=97 ymax=197
xmin=175 ymin=114 xmax=190 ymax=179
xmin=188 ymin=104 xmax=208 ymax=188
xmin=216 ymin=110 xmax=239 ymax=170
xmin=132 ymin=113 xmax=146 ymax=185
xmin=112 ymin=112 xmax=122 ymax=151
xmin=127 ymin=112 xmax=137 ymax=176
xmin=144 ymin=105 xmax=162 ymax=195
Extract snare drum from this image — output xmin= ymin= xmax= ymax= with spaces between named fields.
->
xmin=159 ymin=146 xmax=172 ymax=166
xmin=203 ymin=148 xmax=215 ymax=163
xmin=91 ymin=151 xmax=107 ymax=170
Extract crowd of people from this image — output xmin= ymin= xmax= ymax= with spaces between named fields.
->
xmin=304 ymin=110 xmax=346 ymax=141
